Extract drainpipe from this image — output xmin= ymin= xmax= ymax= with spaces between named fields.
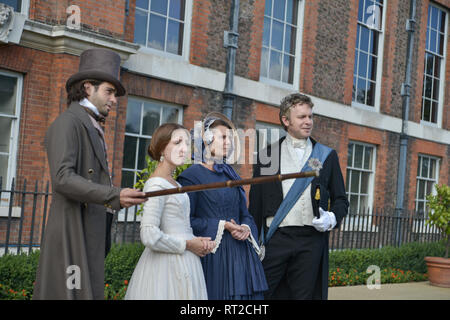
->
xmin=222 ymin=0 xmax=240 ymax=119
xmin=395 ymin=0 xmax=416 ymax=246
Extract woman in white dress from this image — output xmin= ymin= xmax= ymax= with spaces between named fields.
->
xmin=125 ymin=123 xmax=215 ymax=300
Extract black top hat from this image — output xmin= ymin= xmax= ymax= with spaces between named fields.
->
xmin=65 ymin=48 xmax=126 ymax=96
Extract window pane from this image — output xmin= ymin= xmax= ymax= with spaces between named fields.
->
xmin=0 ymin=117 xmax=12 ymax=153
xmin=271 ymin=20 xmax=284 ymax=51
xmin=282 ymin=54 xmax=294 ymax=84
xmin=284 ymin=24 xmax=296 ymax=54
xmin=286 ymin=0 xmax=298 ymax=25
xmin=349 ymin=194 xmax=359 ymax=213
xmin=425 ymin=53 xmax=433 ymax=75
xmin=366 ymin=81 xmax=376 ymax=106
xmin=162 ymin=107 xmax=179 ymax=123
xmin=345 ymin=171 xmax=350 ymax=192
xmin=1 ymin=0 xmax=21 ymax=12
xmin=429 ymin=30 xmax=437 ymax=53
xmin=269 ymin=50 xmax=282 ymax=81
xmin=122 ymin=136 xmax=137 ymax=169
xmin=142 ymin=102 xmax=161 ymax=136
xmin=422 ymin=157 xmax=429 ymax=178
xmin=151 ymin=0 xmax=168 ymax=15
xmin=422 ymin=99 xmax=431 ymax=122
xmin=432 ymin=78 xmax=439 ymax=100
xmin=148 ymin=14 xmax=166 ymax=51
xmin=354 ymin=144 xmax=364 ymax=168
xmin=437 ymin=32 xmax=444 ymax=56
xmin=358 ymin=52 xmax=368 ymax=78
xmin=433 ymin=55 xmax=440 ymax=76
xmin=125 ymin=99 xmax=142 ymax=134
xmin=431 ymin=101 xmax=438 ymax=123
xmin=263 ymin=17 xmax=271 ymax=47
xmin=360 ymin=26 xmax=370 ymax=52
xmin=363 ymin=146 xmax=373 ymax=169
xmin=134 ymin=9 xmax=148 ymax=46
xmin=352 ymin=76 xmax=357 ymax=101
xmin=273 ymin=0 xmax=286 ymax=20
xmin=260 ymin=47 xmax=269 ymax=78
xmin=416 ymin=201 xmax=425 ymax=214
xmin=0 ymin=74 xmax=17 ymax=116
xmin=121 ymin=170 xmax=135 ymax=188
xmin=359 ymin=195 xmax=368 ymax=211
xmin=368 ymin=55 xmax=377 ymax=80
xmin=136 ymin=0 xmax=148 ymax=10
xmin=357 ymin=0 xmax=364 ymax=22
xmin=417 ymin=157 xmax=422 ymax=176
xmin=350 ymin=170 xmax=360 ymax=193
xmin=423 ymin=76 xmax=432 ymax=98
xmin=417 ymin=180 xmax=425 ymax=200
xmin=426 ymin=181 xmax=435 ymax=197
xmin=357 ymin=77 xmax=366 ymax=104
xmin=167 ymin=20 xmax=183 ymax=55
xmin=430 ymin=6 xmax=439 ymax=30
xmin=440 ymin=11 xmax=446 ymax=32
xmin=0 ymin=154 xmax=8 ymax=181
xmin=169 ymin=0 xmax=185 ymax=20
xmin=360 ymin=172 xmax=370 ymax=194
xmin=137 ymin=138 xmax=151 ymax=169
xmin=265 ymin=0 xmax=272 ymax=16
xmin=347 ymin=144 xmax=354 ymax=166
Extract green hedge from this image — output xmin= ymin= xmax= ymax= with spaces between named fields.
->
xmin=329 ymin=241 xmax=445 ymax=274
xmin=0 ymin=240 xmax=445 ymax=299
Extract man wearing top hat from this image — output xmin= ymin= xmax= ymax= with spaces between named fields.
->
xmin=249 ymin=93 xmax=348 ymax=300
xmin=33 ymin=48 xmax=147 ymax=300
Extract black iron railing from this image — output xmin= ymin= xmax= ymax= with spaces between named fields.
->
xmin=0 ymin=177 xmax=443 ymax=255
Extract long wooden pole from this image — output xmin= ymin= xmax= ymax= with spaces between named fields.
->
xmin=143 ymin=170 xmax=319 ymax=198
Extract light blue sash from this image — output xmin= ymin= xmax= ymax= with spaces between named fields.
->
xmin=261 ymin=142 xmax=332 ymax=245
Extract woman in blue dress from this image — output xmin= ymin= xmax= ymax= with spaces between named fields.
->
xmin=177 ymin=112 xmax=268 ymax=300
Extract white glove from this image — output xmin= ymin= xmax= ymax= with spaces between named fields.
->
xmin=312 ymin=207 xmax=337 ymax=232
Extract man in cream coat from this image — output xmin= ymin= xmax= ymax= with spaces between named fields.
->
xmin=249 ymin=93 xmax=348 ymax=300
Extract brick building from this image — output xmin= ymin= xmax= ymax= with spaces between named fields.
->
xmin=0 ymin=0 xmax=448 ymax=250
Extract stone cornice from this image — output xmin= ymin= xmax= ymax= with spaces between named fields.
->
xmin=19 ymin=19 xmax=139 ymax=60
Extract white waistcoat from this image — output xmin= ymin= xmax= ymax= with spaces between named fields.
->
xmin=266 ymin=134 xmax=315 ymax=228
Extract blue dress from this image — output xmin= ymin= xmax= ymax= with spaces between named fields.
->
xmin=178 ymin=164 xmax=268 ymax=300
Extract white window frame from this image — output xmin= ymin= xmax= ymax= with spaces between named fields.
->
xmin=119 ymin=96 xmax=183 ymax=222
xmin=343 ymin=141 xmax=377 ymax=231
xmin=415 ymin=154 xmax=440 ymax=213
xmin=413 ymin=154 xmax=440 ymax=234
xmin=420 ymin=3 xmax=448 ymax=128
xmin=0 ymin=70 xmax=23 ymax=217
xmin=351 ymin=0 xmax=386 ymax=113
xmin=259 ymin=0 xmax=304 ymax=90
xmin=134 ymin=0 xmax=193 ymax=62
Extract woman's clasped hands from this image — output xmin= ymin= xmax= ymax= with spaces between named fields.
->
xmin=186 ymin=237 xmax=216 ymax=257
xmin=225 ymin=219 xmax=250 ymax=241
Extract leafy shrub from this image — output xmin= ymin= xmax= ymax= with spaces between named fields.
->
xmin=329 ymin=241 xmax=445 ymax=274
xmin=104 ymin=242 xmax=144 ymax=293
